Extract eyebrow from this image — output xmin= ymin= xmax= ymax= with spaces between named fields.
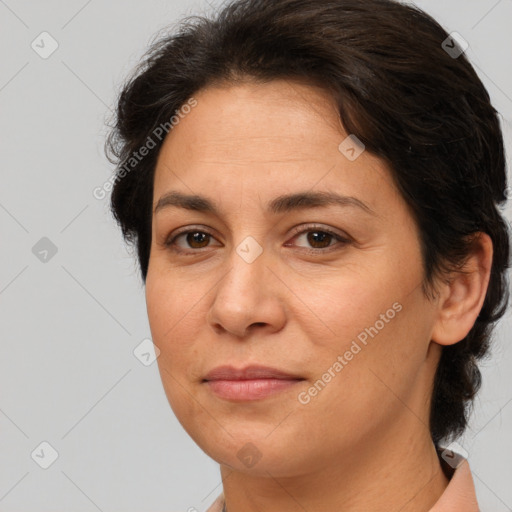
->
xmin=154 ymin=190 xmax=376 ymax=216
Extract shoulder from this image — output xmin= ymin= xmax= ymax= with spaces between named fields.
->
xmin=429 ymin=447 xmax=479 ymax=512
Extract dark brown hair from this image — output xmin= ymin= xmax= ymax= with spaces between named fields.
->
xmin=105 ymin=0 xmax=510 ymax=447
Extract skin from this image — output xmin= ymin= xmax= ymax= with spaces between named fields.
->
xmin=145 ymin=79 xmax=493 ymax=512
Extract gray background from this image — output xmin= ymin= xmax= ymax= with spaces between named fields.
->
xmin=0 ymin=0 xmax=511 ymax=510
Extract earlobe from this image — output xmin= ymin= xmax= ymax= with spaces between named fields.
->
xmin=431 ymin=232 xmax=493 ymax=346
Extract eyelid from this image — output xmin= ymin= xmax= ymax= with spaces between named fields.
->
xmin=287 ymin=223 xmax=351 ymax=243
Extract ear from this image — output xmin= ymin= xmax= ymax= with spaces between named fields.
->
xmin=431 ymin=232 xmax=493 ymax=346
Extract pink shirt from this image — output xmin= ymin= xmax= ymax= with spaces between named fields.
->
xmin=205 ymin=456 xmax=479 ymax=511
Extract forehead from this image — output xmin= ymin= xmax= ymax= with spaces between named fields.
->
xmin=152 ymin=79 xmax=398 ymax=216
xmin=156 ymin=79 xmax=343 ymax=166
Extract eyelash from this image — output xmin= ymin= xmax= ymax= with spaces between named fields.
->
xmin=164 ymin=224 xmax=351 ymax=256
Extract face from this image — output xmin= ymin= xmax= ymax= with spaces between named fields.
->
xmin=146 ymin=79 xmax=442 ymax=477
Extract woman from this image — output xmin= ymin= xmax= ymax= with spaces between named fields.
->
xmin=105 ymin=0 xmax=510 ymax=510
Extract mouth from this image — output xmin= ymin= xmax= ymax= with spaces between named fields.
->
xmin=202 ymin=364 xmax=305 ymax=401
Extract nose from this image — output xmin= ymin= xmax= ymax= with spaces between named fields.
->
xmin=206 ymin=249 xmax=287 ymax=339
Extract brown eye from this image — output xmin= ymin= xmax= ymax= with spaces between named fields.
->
xmin=286 ymin=224 xmax=351 ymax=254
xmin=185 ymin=231 xmax=211 ymax=249
xmin=165 ymin=227 xmax=222 ymax=254
xmin=306 ymin=231 xmax=334 ymax=249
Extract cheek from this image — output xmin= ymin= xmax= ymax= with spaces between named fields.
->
xmin=145 ymin=268 xmax=203 ymax=365
xmin=295 ymin=263 xmax=409 ymax=351
xmin=145 ymin=269 xmax=206 ymax=417
xmin=146 ymin=261 xmax=199 ymax=329
xmin=297 ymin=306 xmax=426 ymax=447
xmin=294 ymin=256 xmax=430 ymax=408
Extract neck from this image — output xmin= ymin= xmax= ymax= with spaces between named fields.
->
xmin=219 ymin=420 xmax=450 ymax=512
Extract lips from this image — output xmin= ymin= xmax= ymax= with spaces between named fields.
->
xmin=202 ymin=365 xmax=305 ymax=401
xmin=203 ymin=364 xmax=303 ymax=381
